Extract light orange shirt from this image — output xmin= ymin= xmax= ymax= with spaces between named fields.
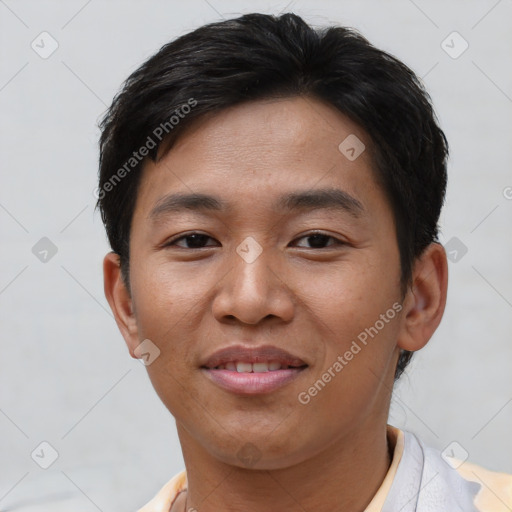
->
xmin=138 ymin=425 xmax=512 ymax=512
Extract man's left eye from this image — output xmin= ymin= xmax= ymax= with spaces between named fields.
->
xmin=291 ymin=233 xmax=343 ymax=249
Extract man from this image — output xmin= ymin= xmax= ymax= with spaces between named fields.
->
xmin=97 ymin=12 xmax=511 ymax=512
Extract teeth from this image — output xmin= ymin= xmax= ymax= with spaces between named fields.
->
xmin=210 ymin=361 xmax=298 ymax=372
xmin=236 ymin=362 xmax=253 ymax=373
xmin=213 ymin=361 xmax=288 ymax=372
xmin=252 ymin=362 xmax=269 ymax=372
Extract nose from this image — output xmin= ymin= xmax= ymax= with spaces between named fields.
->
xmin=211 ymin=240 xmax=295 ymax=326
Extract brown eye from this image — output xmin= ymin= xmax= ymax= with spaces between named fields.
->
xmin=166 ymin=233 xmax=219 ymax=249
xmin=292 ymin=233 xmax=343 ymax=249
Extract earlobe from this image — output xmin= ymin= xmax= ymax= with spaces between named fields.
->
xmin=397 ymin=242 xmax=448 ymax=352
xmin=103 ymin=252 xmax=140 ymax=358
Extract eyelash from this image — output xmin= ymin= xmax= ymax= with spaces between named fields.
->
xmin=163 ymin=231 xmax=345 ymax=250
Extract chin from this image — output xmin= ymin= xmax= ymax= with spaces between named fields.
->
xmin=205 ymin=430 xmax=310 ymax=470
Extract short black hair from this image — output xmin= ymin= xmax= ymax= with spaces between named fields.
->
xmin=97 ymin=12 xmax=448 ymax=380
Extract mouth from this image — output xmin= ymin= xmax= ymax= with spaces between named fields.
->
xmin=203 ymin=361 xmax=307 ymax=372
xmin=200 ymin=345 xmax=309 ymax=395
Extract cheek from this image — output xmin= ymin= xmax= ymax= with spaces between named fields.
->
xmin=128 ymin=256 xmax=232 ymax=409
xmin=294 ymin=303 xmax=401 ymax=452
xmin=292 ymin=255 xmax=401 ymax=410
xmin=129 ymin=262 xmax=197 ymax=377
xmin=290 ymin=251 xmax=398 ymax=340
xmin=131 ymin=258 xmax=207 ymax=333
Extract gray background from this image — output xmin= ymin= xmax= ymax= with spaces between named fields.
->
xmin=1 ymin=0 xmax=511 ymax=510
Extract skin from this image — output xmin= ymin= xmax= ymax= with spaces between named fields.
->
xmin=104 ymin=96 xmax=448 ymax=512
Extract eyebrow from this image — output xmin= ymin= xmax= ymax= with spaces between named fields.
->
xmin=278 ymin=188 xmax=364 ymax=218
xmin=148 ymin=187 xmax=365 ymax=222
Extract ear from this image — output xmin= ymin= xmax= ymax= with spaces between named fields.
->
xmin=103 ymin=252 xmax=140 ymax=358
xmin=397 ymin=242 xmax=448 ymax=352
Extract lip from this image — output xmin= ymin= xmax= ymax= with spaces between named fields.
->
xmin=201 ymin=367 xmax=307 ymax=395
xmin=200 ymin=344 xmax=308 ymax=395
xmin=201 ymin=344 xmax=307 ymax=368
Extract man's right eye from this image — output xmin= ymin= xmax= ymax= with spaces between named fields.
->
xmin=164 ymin=232 xmax=219 ymax=249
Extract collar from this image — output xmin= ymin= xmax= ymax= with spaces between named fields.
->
xmin=138 ymin=424 xmax=493 ymax=512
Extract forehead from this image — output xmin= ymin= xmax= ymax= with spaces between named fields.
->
xmin=167 ymin=95 xmax=370 ymax=169
xmin=134 ymin=95 xmax=386 ymax=221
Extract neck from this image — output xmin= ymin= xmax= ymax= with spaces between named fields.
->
xmin=176 ymin=418 xmax=394 ymax=512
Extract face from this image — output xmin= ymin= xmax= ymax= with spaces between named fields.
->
xmin=117 ymin=96 xmax=409 ymax=469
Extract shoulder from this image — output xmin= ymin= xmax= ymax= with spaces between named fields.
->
xmin=455 ymin=459 xmax=512 ymax=512
xmin=396 ymin=429 xmax=512 ymax=512
xmin=137 ymin=469 xmax=187 ymax=512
